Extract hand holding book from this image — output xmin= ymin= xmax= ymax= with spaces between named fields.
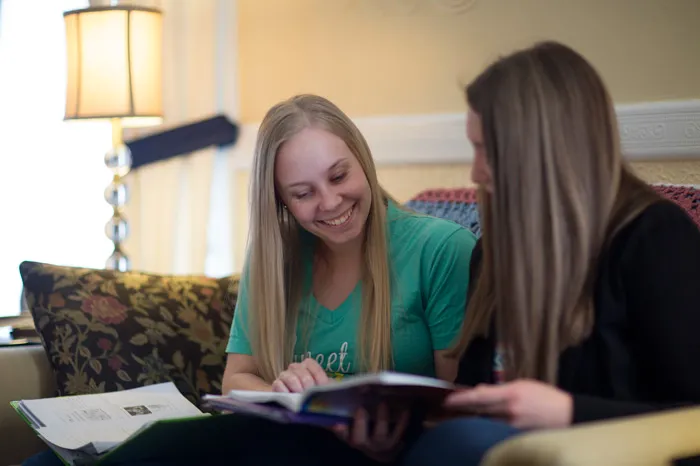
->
xmin=331 ymin=402 xmax=412 ymax=463
xmin=441 ymin=380 xmax=573 ymax=429
xmin=204 ymin=371 xmax=457 ymax=427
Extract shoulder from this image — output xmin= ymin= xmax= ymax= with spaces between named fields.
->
xmin=611 ymin=199 xmax=700 ymax=257
xmin=388 ymin=203 xmax=478 ymax=253
xmin=629 ymin=199 xmax=698 ymax=232
xmin=603 ymin=199 xmax=700 ymax=289
xmin=386 ymin=204 xmax=477 ymax=281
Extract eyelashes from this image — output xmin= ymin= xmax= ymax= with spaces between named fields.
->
xmin=290 ymin=171 xmax=349 ymax=200
xmin=330 ymin=171 xmax=347 ymax=183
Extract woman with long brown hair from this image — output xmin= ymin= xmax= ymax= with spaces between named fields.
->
xmin=394 ymin=40 xmax=700 ymax=465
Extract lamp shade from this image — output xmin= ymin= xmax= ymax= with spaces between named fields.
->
xmin=63 ymin=6 xmax=163 ymax=127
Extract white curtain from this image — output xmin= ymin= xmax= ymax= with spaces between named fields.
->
xmin=120 ymin=0 xmax=240 ymax=278
xmin=0 ymin=0 xmax=113 ymax=317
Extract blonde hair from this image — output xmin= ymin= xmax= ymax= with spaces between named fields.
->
xmin=450 ymin=41 xmax=661 ymax=384
xmin=246 ymin=94 xmax=396 ymax=382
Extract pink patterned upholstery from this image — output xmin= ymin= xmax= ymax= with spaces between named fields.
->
xmin=409 ymin=184 xmax=700 ymax=230
xmin=651 ymin=185 xmax=700 ymax=228
xmin=411 ymin=188 xmax=478 ymax=204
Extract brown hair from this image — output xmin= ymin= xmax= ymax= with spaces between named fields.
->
xmin=450 ymin=41 xmax=661 ymax=384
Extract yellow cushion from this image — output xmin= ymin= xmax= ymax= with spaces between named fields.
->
xmin=483 ymin=407 xmax=700 ymax=466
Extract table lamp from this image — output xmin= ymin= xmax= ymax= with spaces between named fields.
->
xmin=63 ymin=5 xmax=163 ymax=271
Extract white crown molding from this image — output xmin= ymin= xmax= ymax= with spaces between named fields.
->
xmin=616 ymin=100 xmax=700 ymax=159
xmin=230 ymin=99 xmax=700 ymax=170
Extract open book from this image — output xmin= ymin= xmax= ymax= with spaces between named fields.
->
xmin=203 ymin=371 xmax=456 ymax=427
xmin=13 ymin=382 xmax=210 ymax=465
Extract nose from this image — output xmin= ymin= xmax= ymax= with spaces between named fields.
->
xmin=318 ymin=186 xmax=342 ymax=212
xmin=471 ymin=152 xmax=493 ymax=192
xmin=471 ymin=164 xmax=485 ymax=186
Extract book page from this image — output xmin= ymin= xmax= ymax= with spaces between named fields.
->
xmin=309 ymin=372 xmax=455 ymax=393
xmin=221 ymin=390 xmax=302 ymax=412
xmin=19 ymin=382 xmax=206 ymax=454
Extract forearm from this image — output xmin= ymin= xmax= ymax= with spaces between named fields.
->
xmin=434 ymin=351 xmax=459 ymax=383
xmin=222 ymin=372 xmax=273 ymax=393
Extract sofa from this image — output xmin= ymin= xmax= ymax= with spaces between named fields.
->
xmin=0 ymin=266 xmax=238 ymax=465
xmin=1 ymin=184 xmax=699 ymax=466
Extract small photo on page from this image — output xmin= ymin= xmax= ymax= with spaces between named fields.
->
xmin=142 ymin=404 xmax=173 ymax=413
xmin=123 ymin=405 xmax=153 ymax=416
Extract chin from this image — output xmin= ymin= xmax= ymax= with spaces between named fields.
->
xmin=316 ymin=226 xmax=364 ymax=248
xmin=326 ymin=229 xmax=364 ymax=247
xmin=312 ymin=203 xmax=368 ymax=248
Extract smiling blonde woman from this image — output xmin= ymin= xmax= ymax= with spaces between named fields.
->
xmin=222 ymin=94 xmax=477 ymax=395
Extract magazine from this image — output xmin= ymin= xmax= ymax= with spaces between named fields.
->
xmin=12 ymin=382 xmax=208 ymax=465
xmin=203 ymin=371 xmax=456 ymax=427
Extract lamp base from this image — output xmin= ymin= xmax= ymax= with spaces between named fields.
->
xmin=106 ymin=248 xmax=130 ymax=272
xmin=104 ymin=118 xmax=132 ymax=271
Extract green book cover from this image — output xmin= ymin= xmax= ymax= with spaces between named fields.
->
xmin=95 ymin=413 xmax=248 ymax=465
xmin=11 ymin=400 xmax=71 ymax=466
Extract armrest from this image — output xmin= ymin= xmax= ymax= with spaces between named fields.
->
xmin=483 ymin=406 xmax=700 ymax=466
xmin=0 ymin=345 xmax=56 ymax=464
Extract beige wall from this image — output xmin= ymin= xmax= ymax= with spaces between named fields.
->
xmin=238 ymin=0 xmax=700 ymax=121
xmin=231 ymin=0 xmax=700 ymax=271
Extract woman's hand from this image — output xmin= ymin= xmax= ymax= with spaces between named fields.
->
xmin=443 ymin=379 xmax=573 ymax=429
xmin=271 ymin=358 xmax=330 ymax=393
xmin=333 ymin=403 xmax=411 ymax=462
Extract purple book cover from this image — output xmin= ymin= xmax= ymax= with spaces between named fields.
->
xmin=203 ymin=372 xmax=456 ymax=427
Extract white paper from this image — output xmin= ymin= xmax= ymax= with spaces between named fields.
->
xmin=222 ymin=390 xmax=302 ymax=412
xmin=18 ymin=382 xmax=206 ymax=454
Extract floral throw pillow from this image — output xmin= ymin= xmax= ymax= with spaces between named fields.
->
xmin=19 ymin=261 xmax=238 ymax=407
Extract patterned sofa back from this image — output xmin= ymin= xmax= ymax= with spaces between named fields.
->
xmin=405 ymin=185 xmax=700 ymax=238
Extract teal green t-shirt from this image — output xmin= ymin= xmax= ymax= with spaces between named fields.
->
xmin=226 ymin=201 xmax=477 ymax=378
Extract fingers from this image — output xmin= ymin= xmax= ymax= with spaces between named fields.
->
xmin=277 ymin=369 xmax=305 ymax=392
xmin=350 ymin=408 xmax=370 ymax=446
xmin=373 ymin=403 xmax=390 ymax=441
xmin=348 ymin=404 xmax=407 ymax=449
xmin=444 ymin=383 xmax=511 ymax=409
xmin=272 ymin=358 xmax=331 ymax=393
xmin=443 ymin=383 xmax=519 ymax=422
xmin=271 ymin=379 xmax=290 ymax=392
xmin=291 ymin=363 xmax=318 ymax=391
xmin=300 ymin=358 xmax=330 ymax=386
xmin=332 ymin=423 xmax=349 ymax=440
xmin=471 ymin=401 xmax=511 ymax=420
xmin=389 ymin=410 xmax=410 ymax=445
xmin=331 ymin=404 xmax=410 ymax=463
